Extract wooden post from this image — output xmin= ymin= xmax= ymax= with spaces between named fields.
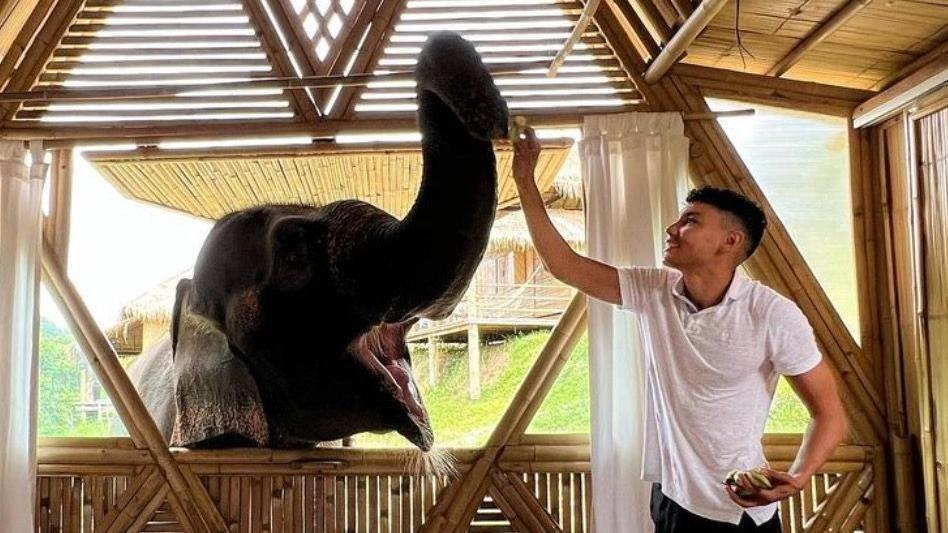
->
xmin=467 ymin=325 xmax=481 ymax=400
xmin=427 ymin=336 xmax=438 ymax=388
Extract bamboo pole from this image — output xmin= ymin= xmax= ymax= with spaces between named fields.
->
xmin=0 ymin=0 xmax=85 ymax=120
xmin=632 ymin=0 xmax=672 ymax=43
xmin=643 ymin=0 xmax=727 ymax=84
xmin=0 ymin=0 xmax=58 ymax=93
xmin=0 ymin=62 xmax=553 ymax=104
xmin=0 ymin=107 xmax=747 ymax=147
xmin=766 ymin=0 xmax=874 ymax=78
xmin=334 ymin=0 xmax=408 ymax=118
xmin=43 ymin=148 xmax=72 ymax=269
xmin=489 ymin=469 xmax=550 ymax=532
xmin=610 ymin=0 xmax=661 ymax=60
xmin=671 ymin=63 xmax=873 ymax=108
xmin=548 ymin=0 xmax=603 ymax=78
xmin=505 ymin=470 xmax=564 ymax=531
xmin=40 ymin=243 xmax=227 ymax=533
xmin=241 ymin=0 xmax=320 ymax=121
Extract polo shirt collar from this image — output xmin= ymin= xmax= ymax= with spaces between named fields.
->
xmin=671 ymin=269 xmax=749 ymax=307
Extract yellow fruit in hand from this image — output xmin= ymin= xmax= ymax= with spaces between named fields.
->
xmin=724 ymin=468 xmax=772 ymax=496
xmin=509 ymin=115 xmax=528 ymax=143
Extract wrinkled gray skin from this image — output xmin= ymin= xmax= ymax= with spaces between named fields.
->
xmin=128 ymin=32 xmax=508 ymax=451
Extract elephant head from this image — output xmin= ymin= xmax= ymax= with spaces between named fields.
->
xmin=130 ymin=32 xmax=508 ymax=451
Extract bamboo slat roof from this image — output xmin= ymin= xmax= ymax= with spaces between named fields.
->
xmin=84 ymin=139 xmax=574 ymax=220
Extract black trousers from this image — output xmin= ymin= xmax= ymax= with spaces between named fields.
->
xmin=650 ymin=484 xmax=782 ymax=533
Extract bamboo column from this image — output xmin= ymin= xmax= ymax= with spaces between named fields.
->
xmin=427 ymin=336 xmax=439 ymax=387
xmin=43 ymin=149 xmax=72 ymax=268
xmin=468 ymin=325 xmax=481 ymax=400
xmin=41 ymin=243 xmax=228 ymax=533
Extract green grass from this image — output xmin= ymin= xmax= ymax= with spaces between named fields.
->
xmin=353 ymin=330 xmax=809 ymax=447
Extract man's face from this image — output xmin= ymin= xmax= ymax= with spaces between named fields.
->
xmin=662 ymin=202 xmax=742 ymax=270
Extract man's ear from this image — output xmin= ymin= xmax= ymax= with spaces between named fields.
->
xmin=725 ymin=229 xmax=747 ymax=256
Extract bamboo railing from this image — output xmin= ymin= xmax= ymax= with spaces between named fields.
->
xmin=35 ymin=435 xmax=875 ymax=532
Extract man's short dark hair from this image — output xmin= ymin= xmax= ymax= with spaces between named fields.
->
xmin=686 ymin=186 xmax=767 ymax=258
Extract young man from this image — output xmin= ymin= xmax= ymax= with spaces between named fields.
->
xmin=512 ymin=128 xmax=848 ymax=532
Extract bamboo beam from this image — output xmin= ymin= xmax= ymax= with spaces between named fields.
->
xmin=315 ymin=0 xmax=383 ymax=109
xmin=0 ymin=62 xmax=552 ymax=104
xmin=43 ymin=148 xmax=71 ymax=269
xmin=239 ymin=0 xmax=320 ymax=121
xmin=334 ymin=0 xmax=407 ymax=118
xmin=853 ymin=51 xmax=948 ymax=127
xmin=548 ymin=0 xmax=603 ymax=77
xmin=766 ymin=0 xmax=874 ymax=78
xmin=0 ymin=108 xmax=752 ymax=148
xmin=633 ymin=0 xmax=672 ymax=44
xmin=268 ymin=0 xmax=323 ymax=78
xmin=0 ymin=0 xmax=84 ymax=120
xmin=643 ymin=0 xmax=727 ymax=84
xmin=40 ymin=244 xmax=228 ymax=533
xmin=0 ymin=0 xmax=57 ymax=92
xmin=672 ymin=63 xmax=873 ymax=116
xmin=610 ymin=0 xmax=661 ymax=60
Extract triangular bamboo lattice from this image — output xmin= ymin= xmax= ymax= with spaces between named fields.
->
xmin=353 ymin=0 xmax=643 ymax=118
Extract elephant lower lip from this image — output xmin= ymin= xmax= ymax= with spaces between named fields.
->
xmin=387 ymin=362 xmax=426 ymax=421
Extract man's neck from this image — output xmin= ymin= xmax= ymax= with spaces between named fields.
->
xmin=680 ymin=267 xmax=737 ymax=311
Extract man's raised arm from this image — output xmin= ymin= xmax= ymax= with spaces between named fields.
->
xmin=513 ymin=128 xmax=621 ymax=306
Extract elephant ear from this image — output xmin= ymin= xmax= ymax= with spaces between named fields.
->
xmin=169 ymin=279 xmax=269 ymax=447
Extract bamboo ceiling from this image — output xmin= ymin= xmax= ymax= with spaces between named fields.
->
xmin=680 ymin=0 xmax=948 ymax=90
xmin=84 ymin=139 xmax=574 ymax=220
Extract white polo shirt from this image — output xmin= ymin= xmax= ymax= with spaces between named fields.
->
xmin=616 ymin=266 xmax=821 ymax=525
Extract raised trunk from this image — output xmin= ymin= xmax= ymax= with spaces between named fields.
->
xmin=382 ymin=92 xmax=499 ymax=322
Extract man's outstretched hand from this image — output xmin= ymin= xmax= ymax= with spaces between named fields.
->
xmin=512 ymin=126 xmax=541 ymax=187
xmin=724 ymin=468 xmax=807 ymax=508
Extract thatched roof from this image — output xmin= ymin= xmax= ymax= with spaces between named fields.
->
xmin=85 ymin=140 xmax=574 ymax=220
xmin=488 ymin=208 xmax=584 ymax=255
xmin=117 ymin=270 xmax=189 ymax=325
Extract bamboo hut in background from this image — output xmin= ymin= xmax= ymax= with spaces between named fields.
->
xmin=1 ymin=0 xmax=945 ymax=531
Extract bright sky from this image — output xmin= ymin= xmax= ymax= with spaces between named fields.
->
xmin=41 ymin=152 xmax=212 ymax=328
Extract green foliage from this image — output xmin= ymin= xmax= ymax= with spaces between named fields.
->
xmin=765 ymin=377 xmax=811 ymax=433
xmin=38 ymin=318 xmax=123 ymax=437
xmin=38 ymin=319 xmax=81 ymax=436
xmin=355 ymin=329 xmax=810 ymax=448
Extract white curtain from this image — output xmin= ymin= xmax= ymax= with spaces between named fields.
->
xmin=581 ymin=113 xmax=689 ymax=532
xmin=0 ymin=140 xmax=48 ymax=532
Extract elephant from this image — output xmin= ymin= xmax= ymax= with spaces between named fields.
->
xmin=127 ymin=32 xmax=509 ymax=451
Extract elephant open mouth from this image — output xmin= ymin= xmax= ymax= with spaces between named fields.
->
xmin=350 ymin=321 xmax=433 ymax=451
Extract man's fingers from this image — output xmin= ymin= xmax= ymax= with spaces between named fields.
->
xmin=724 ymin=485 xmax=756 ymax=508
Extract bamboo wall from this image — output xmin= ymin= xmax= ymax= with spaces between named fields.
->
xmin=871 ymin=92 xmax=948 ymax=533
xmin=35 ymin=435 xmax=874 ymax=533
